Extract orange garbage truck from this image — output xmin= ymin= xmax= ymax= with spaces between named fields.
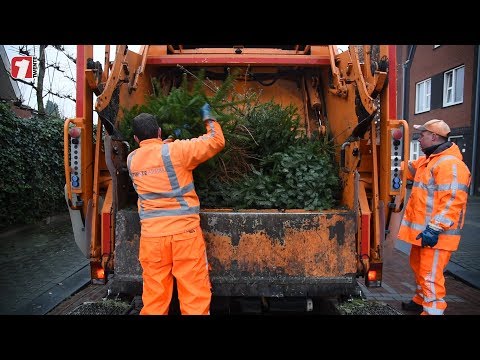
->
xmin=64 ymin=45 xmax=408 ymax=311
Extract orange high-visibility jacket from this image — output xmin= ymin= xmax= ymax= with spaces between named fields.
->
xmin=398 ymin=143 xmax=471 ymax=251
xmin=127 ymin=120 xmax=225 ymax=237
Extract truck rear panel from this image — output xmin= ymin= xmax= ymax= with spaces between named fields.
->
xmin=112 ymin=208 xmax=357 ymax=297
xmin=65 ymin=45 xmax=408 ymax=300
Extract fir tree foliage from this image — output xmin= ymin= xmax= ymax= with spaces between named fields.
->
xmin=45 ymin=100 xmax=61 ymax=118
xmin=119 ymin=69 xmax=340 ymax=211
xmin=224 ymin=139 xmax=341 ymax=211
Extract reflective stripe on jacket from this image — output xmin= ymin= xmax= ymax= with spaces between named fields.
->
xmin=127 ymin=120 xmax=225 ymax=237
xmin=398 ymin=142 xmax=471 ymax=251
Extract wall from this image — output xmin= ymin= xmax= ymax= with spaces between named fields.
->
xmin=408 ymin=45 xmax=475 ymax=131
xmin=398 ymin=45 xmax=475 ymax=183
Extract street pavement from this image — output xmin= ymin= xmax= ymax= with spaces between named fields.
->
xmin=1 ymin=196 xmax=479 ymax=315
xmin=394 ymin=194 xmax=480 ymax=289
xmin=446 ymin=195 xmax=480 ymax=288
xmin=0 ymin=214 xmax=89 ymax=315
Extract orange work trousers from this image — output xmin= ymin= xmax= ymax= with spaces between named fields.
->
xmin=138 ymin=226 xmax=211 ymax=315
xmin=409 ymin=245 xmax=452 ymax=315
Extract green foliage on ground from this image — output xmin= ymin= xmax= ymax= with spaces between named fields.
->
xmin=0 ymin=103 xmax=66 ymax=230
xmin=119 ymin=70 xmax=341 ymax=210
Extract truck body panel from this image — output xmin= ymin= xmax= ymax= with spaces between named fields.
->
xmin=64 ymin=45 xmax=409 ymax=303
xmin=112 ymin=208 xmax=357 ymax=297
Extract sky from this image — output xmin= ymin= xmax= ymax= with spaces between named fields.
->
xmin=5 ymin=45 xmax=141 ymax=119
xmin=5 ymin=45 xmax=346 ymax=119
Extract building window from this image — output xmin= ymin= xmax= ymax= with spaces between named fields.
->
xmin=415 ymin=78 xmax=431 ymax=114
xmin=443 ymin=65 xmax=464 ymax=107
xmin=410 ymin=140 xmax=423 ymax=161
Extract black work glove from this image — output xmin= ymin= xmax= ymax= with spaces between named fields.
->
xmin=416 ymin=225 xmax=441 ymax=248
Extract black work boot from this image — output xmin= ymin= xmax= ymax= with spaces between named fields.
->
xmin=401 ymin=300 xmax=423 ymax=312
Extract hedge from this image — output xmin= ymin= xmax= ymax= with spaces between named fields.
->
xmin=0 ymin=102 xmax=66 ymax=230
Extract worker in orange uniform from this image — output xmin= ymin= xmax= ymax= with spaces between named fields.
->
xmin=397 ymin=119 xmax=471 ymax=315
xmin=126 ymin=103 xmax=225 ymax=315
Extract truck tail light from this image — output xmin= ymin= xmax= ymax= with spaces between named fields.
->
xmin=365 ymin=262 xmax=382 ymax=287
xmin=91 ymin=262 xmax=105 ymax=283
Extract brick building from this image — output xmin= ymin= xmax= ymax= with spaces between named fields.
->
xmin=396 ymin=45 xmax=479 ymax=195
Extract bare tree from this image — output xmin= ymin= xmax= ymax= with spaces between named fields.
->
xmin=9 ymin=45 xmax=76 ymax=118
xmin=36 ymin=45 xmax=46 ymax=116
